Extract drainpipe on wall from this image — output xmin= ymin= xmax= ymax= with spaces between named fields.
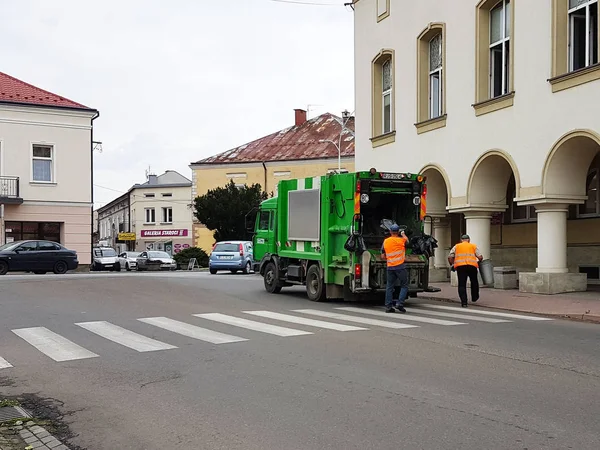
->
xmin=90 ymin=110 xmax=100 ymax=266
xmin=262 ymin=161 xmax=268 ymax=195
xmin=0 ymin=204 xmax=4 ymax=246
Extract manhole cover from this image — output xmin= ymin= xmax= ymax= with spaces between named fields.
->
xmin=0 ymin=406 xmax=31 ymax=421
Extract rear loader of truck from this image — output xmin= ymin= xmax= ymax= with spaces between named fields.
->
xmin=252 ymin=170 xmax=432 ymax=301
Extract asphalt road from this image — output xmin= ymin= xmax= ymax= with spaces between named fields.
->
xmin=1 ymin=272 xmax=599 ymax=450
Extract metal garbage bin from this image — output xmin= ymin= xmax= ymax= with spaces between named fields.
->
xmin=479 ymin=259 xmax=494 ymax=286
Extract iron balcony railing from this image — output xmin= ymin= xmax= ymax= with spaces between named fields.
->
xmin=0 ymin=176 xmax=20 ymax=198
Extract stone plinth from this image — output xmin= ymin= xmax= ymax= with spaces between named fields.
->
xmin=493 ymin=266 xmax=518 ymax=290
xmin=429 ymin=267 xmax=449 ymax=282
xmin=519 ymin=272 xmax=587 ymax=294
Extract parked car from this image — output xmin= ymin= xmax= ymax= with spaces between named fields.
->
xmin=136 ymin=251 xmax=177 ymax=271
xmin=0 ymin=240 xmax=78 ymax=275
xmin=209 ymin=241 xmax=253 ymax=274
xmin=118 ymin=251 xmax=141 ymax=271
xmin=91 ymin=247 xmax=120 ymax=271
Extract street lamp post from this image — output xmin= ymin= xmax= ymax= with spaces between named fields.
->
xmin=320 ymin=110 xmax=353 ymax=173
xmin=319 ymin=139 xmax=341 ymax=172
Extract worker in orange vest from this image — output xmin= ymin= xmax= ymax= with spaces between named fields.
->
xmin=381 ymin=224 xmax=409 ymax=313
xmin=448 ymin=234 xmax=483 ymax=308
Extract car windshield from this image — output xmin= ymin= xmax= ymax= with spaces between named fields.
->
xmin=148 ymin=251 xmax=170 ymax=258
xmin=213 ymin=243 xmax=240 ymax=252
xmin=0 ymin=242 xmax=21 ymax=251
xmin=126 ymin=252 xmax=141 ymax=258
xmin=95 ymin=248 xmax=117 ymax=257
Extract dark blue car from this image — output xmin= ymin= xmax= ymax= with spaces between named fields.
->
xmin=0 ymin=240 xmax=79 ymax=275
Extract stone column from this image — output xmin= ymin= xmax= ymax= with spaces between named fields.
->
xmin=535 ymin=204 xmax=568 ymax=273
xmin=464 ymin=212 xmax=492 ymax=260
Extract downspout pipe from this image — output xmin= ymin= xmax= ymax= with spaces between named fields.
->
xmin=262 ymin=161 xmax=268 ymax=195
xmin=90 ymin=110 xmax=100 ymax=267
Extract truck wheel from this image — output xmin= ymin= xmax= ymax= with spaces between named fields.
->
xmin=263 ymin=262 xmax=282 ymax=294
xmin=306 ymin=265 xmax=326 ymax=302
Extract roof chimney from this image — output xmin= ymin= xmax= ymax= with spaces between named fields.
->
xmin=294 ymin=109 xmax=307 ymax=127
xmin=148 ymin=174 xmax=158 ymax=185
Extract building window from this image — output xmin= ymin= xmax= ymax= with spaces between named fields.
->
xmin=416 ymin=23 xmax=447 ymax=133
xmin=32 ymin=145 xmax=53 ymax=183
xmin=161 ymin=193 xmax=172 ymax=197
xmin=226 ymin=173 xmax=247 ymax=179
xmin=5 ymin=222 xmax=61 ymax=243
xmin=490 ymin=0 xmax=511 ymax=98
xmin=377 ymin=0 xmax=390 ymax=22
xmin=506 ymin=175 xmax=536 ymax=223
xmin=144 ymin=208 xmax=156 ymax=224
xmin=162 ymin=207 xmax=173 ymax=223
xmin=144 ymin=193 xmax=155 ymax=198
xmin=382 ymin=60 xmax=392 ymax=134
xmin=273 ymin=171 xmax=291 ymax=177
xmin=569 ymin=0 xmax=598 ymax=71
xmin=578 ymin=155 xmax=600 ymax=217
xmin=474 ymin=0 xmax=515 ymax=115
xmin=550 ymin=0 xmax=600 ymax=91
xmin=371 ymin=50 xmax=395 ymax=147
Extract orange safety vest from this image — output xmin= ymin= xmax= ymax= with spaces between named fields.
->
xmin=453 ymin=242 xmax=479 ymax=268
xmin=383 ymin=236 xmax=407 ymax=268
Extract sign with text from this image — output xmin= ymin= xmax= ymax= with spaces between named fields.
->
xmin=118 ymin=232 xmax=136 ymax=241
xmin=141 ymin=229 xmax=189 ymax=238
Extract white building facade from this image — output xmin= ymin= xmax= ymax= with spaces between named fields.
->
xmin=129 ymin=171 xmax=194 ymax=255
xmin=0 ymin=72 xmax=98 ymax=265
xmin=353 ymin=0 xmax=600 ymax=293
xmin=96 ymin=193 xmax=130 ymax=252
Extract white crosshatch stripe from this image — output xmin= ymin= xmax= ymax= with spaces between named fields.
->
xmin=416 ymin=305 xmax=554 ymax=321
xmin=336 ymin=307 xmax=466 ymax=326
xmin=194 ymin=313 xmax=312 ymax=337
xmin=76 ymin=321 xmax=177 ymax=352
xmin=138 ymin=317 xmax=247 ymax=344
xmin=0 ymin=357 xmax=12 ymax=369
xmin=12 ymin=327 xmax=99 ymax=362
xmin=244 ymin=311 xmax=368 ymax=331
xmin=293 ymin=310 xmax=419 ymax=329
xmin=404 ymin=308 xmax=511 ymax=323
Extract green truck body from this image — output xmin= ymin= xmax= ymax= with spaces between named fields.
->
xmin=252 ymin=170 xmax=430 ymax=301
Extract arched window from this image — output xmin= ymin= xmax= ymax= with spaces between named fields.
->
xmin=371 ymin=50 xmax=395 ymax=147
xmin=578 ymin=153 xmax=600 ymax=217
xmin=506 ymin=174 xmax=536 ymax=222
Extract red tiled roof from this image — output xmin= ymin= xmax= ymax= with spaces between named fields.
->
xmin=192 ymin=113 xmax=355 ymax=165
xmin=0 ymin=71 xmax=93 ymax=110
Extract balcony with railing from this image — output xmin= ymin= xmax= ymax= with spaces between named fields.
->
xmin=0 ymin=176 xmax=23 ymax=204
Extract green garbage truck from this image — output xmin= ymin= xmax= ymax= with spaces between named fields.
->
xmin=252 ymin=169 xmax=432 ymax=301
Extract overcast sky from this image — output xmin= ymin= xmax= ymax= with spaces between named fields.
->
xmin=2 ymin=0 xmax=354 ymax=207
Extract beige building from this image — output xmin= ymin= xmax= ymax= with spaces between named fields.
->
xmin=353 ymin=0 xmax=600 ymax=293
xmin=129 ymin=171 xmax=193 ymax=254
xmin=189 ymin=109 xmax=355 ymax=252
xmin=0 ymin=71 xmax=98 ymax=265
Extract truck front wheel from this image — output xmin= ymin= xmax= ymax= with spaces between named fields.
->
xmin=264 ymin=262 xmax=282 ymax=294
xmin=306 ymin=265 xmax=326 ymax=302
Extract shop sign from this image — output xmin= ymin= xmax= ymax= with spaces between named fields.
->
xmin=141 ymin=229 xmax=189 ymax=238
xmin=118 ymin=232 xmax=136 ymax=241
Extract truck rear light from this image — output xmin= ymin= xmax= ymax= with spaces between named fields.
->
xmin=354 ymin=263 xmax=361 ymax=277
xmin=356 ymin=180 xmax=361 ymax=193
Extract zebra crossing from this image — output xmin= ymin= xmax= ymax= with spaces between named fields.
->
xmin=0 ymin=304 xmax=553 ymax=368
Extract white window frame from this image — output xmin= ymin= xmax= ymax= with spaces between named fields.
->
xmin=429 ymin=34 xmax=443 ymax=119
xmin=568 ymin=0 xmax=598 ymax=71
xmin=489 ymin=0 xmax=511 ymax=98
xmin=31 ymin=143 xmax=55 ymax=183
xmin=144 ymin=208 xmax=156 ymax=224
xmin=382 ymin=59 xmax=393 ymax=134
xmin=162 ymin=207 xmax=173 ymax=224
xmin=577 ymin=167 xmax=600 ymax=217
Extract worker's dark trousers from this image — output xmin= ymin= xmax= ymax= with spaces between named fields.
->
xmin=456 ymin=265 xmax=479 ymax=305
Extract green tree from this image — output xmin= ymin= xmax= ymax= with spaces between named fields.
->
xmin=193 ymin=180 xmax=268 ymax=242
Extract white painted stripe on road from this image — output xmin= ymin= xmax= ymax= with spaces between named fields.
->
xmin=416 ymin=305 xmax=554 ymax=321
xmin=336 ymin=307 xmax=466 ymax=326
xmin=0 ymin=357 xmax=13 ymax=369
xmin=76 ymin=321 xmax=177 ymax=352
xmin=194 ymin=313 xmax=312 ymax=337
xmin=404 ymin=308 xmax=511 ymax=323
xmin=293 ymin=310 xmax=419 ymax=329
xmin=12 ymin=327 xmax=99 ymax=362
xmin=138 ymin=317 xmax=247 ymax=344
xmin=244 ymin=311 xmax=368 ymax=331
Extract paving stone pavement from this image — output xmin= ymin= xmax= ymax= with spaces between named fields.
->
xmin=0 ymin=421 xmax=68 ymax=450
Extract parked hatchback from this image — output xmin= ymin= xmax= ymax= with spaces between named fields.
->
xmin=136 ymin=251 xmax=177 ymax=271
xmin=209 ymin=241 xmax=253 ymax=274
xmin=0 ymin=240 xmax=78 ymax=275
xmin=118 ymin=251 xmax=141 ymax=271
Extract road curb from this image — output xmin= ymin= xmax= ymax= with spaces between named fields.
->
xmin=418 ymin=295 xmax=600 ymax=324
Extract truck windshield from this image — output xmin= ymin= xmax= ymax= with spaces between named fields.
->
xmin=95 ymin=248 xmax=117 ymax=257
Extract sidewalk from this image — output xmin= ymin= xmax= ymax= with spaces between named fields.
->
xmin=421 ymin=283 xmax=600 ymax=323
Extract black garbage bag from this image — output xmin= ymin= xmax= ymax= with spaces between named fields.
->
xmin=410 ymin=234 xmax=438 ymax=259
xmin=345 ymin=233 xmax=367 ymax=254
xmin=344 ymin=234 xmax=357 ymax=252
